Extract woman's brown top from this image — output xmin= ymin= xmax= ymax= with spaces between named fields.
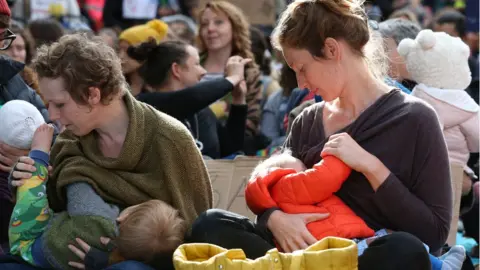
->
xmin=285 ymin=89 xmax=452 ymax=251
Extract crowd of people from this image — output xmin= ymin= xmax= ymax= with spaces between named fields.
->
xmin=0 ymin=0 xmax=477 ymax=269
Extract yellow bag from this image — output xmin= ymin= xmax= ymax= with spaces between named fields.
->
xmin=174 ymin=237 xmax=358 ymax=270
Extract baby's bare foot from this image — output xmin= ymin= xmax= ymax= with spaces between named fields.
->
xmin=31 ymin=124 xmax=54 ymax=153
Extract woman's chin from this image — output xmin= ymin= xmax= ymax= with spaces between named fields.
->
xmin=66 ymin=126 xmax=85 ymax=136
xmin=207 ymin=43 xmax=230 ymax=52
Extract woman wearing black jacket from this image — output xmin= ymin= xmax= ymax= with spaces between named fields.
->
xmin=131 ymin=39 xmax=249 ymax=158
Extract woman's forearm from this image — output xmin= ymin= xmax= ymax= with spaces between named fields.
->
xmin=257 ymin=207 xmax=281 ymax=233
xmin=361 ymin=155 xmax=391 ymax=192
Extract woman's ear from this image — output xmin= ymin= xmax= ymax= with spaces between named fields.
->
xmin=324 ymin=38 xmax=340 ymax=60
xmin=170 ymin=62 xmax=183 ymax=80
xmin=88 ymin=87 xmax=101 ymax=105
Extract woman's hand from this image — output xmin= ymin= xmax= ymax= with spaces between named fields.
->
xmin=225 ymin=55 xmax=252 ymax=86
xmin=10 ymin=156 xmax=53 ymax=187
xmin=68 ymin=237 xmax=112 ymax=269
xmin=321 ymin=133 xmax=390 ymax=190
xmin=0 ymin=142 xmax=28 ymax=173
xmin=267 ymin=210 xmax=329 ymax=252
xmin=231 ymin=80 xmax=247 ymax=105
xmin=321 ymin=133 xmax=373 ymax=172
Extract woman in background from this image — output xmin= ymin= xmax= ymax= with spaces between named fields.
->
xmin=197 ymin=1 xmax=263 ymax=138
xmin=132 ymin=40 xmax=248 ymax=159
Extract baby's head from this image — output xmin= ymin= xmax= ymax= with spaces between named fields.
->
xmin=116 ymin=200 xmax=185 ymax=263
xmin=0 ymin=100 xmax=45 ymax=149
xmin=251 ymin=149 xmax=306 ymax=178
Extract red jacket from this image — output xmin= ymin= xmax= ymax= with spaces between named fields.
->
xmin=245 ymin=156 xmax=375 ymax=241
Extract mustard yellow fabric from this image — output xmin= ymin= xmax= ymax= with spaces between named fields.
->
xmin=119 ymin=19 xmax=169 ymax=45
xmin=209 ymin=101 xmax=227 ymax=119
xmin=174 ymin=237 xmax=358 ymax=270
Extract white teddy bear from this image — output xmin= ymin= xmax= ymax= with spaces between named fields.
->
xmin=398 ymin=29 xmax=479 ymax=169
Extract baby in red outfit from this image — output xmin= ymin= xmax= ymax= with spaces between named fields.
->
xmin=246 ymin=150 xmax=375 ymax=243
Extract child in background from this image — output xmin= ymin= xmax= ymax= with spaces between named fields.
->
xmin=2 ymin=101 xmax=186 ymax=269
xmin=246 ymin=150 xmax=466 ymax=270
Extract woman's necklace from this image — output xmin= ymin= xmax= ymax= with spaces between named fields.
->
xmin=184 ymin=115 xmax=203 ymax=151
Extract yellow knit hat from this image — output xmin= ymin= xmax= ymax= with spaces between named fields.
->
xmin=119 ymin=19 xmax=169 ymax=45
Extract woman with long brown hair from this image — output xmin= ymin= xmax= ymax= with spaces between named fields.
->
xmin=189 ymin=0 xmax=451 ymax=269
xmin=197 ymin=1 xmax=263 ymax=138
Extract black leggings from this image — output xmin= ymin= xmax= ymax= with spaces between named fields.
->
xmin=188 ymin=209 xmax=431 ymax=270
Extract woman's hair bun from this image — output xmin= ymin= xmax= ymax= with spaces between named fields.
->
xmin=323 ymin=0 xmax=366 ymax=19
xmin=127 ymin=38 xmax=158 ymax=62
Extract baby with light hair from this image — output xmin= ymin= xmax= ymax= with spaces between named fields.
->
xmin=250 ymin=149 xmax=306 ymax=178
xmin=79 ymin=200 xmax=186 ymax=269
xmin=246 ymin=149 xmax=375 ymax=243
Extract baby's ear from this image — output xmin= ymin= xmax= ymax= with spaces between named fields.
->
xmin=397 ymin=38 xmax=415 ymax=58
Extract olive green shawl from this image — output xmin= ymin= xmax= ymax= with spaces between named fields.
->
xmin=43 ymin=92 xmax=212 ymax=269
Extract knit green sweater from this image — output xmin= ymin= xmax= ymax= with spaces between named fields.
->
xmin=42 ymin=92 xmax=212 ymax=269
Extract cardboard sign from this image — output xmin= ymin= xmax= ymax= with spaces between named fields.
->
xmin=447 ymin=163 xmax=464 ymax=246
xmin=122 ymin=0 xmax=158 ymax=20
xmin=197 ymin=0 xmax=276 ymax=26
xmin=205 ymin=156 xmax=264 ymax=220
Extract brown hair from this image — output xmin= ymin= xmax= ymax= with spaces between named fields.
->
xmin=272 ymin=0 xmax=387 ymax=79
xmin=116 ymin=200 xmax=185 ymax=262
xmin=20 ymin=67 xmax=44 ymax=104
xmin=196 ymin=1 xmax=254 ymax=62
xmin=250 ymin=26 xmax=271 ymax=75
xmin=10 ymin=23 xmax=36 ymax=64
xmin=279 ymin=63 xmax=297 ymax=97
xmin=31 ymin=33 xmax=127 ymax=105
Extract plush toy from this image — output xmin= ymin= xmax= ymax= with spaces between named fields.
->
xmin=398 ymin=29 xmax=479 ymax=169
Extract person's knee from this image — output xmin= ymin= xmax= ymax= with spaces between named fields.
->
xmin=359 ymin=232 xmax=431 ymax=270
xmin=189 ymin=209 xmax=230 ymax=239
xmin=192 ymin=209 xmax=229 ymax=230
xmin=384 ymin=232 xmax=427 ymax=248
xmin=189 ymin=209 xmax=252 ymax=243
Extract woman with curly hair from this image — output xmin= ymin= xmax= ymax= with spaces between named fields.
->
xmin=197 ymin=1 xmax=263 ymax=139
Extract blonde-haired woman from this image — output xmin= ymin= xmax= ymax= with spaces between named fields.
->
xmin=189 ymin=0 xmax=451 ymax=269
xmin=197 ymin=1 xmax=263 ymax=138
